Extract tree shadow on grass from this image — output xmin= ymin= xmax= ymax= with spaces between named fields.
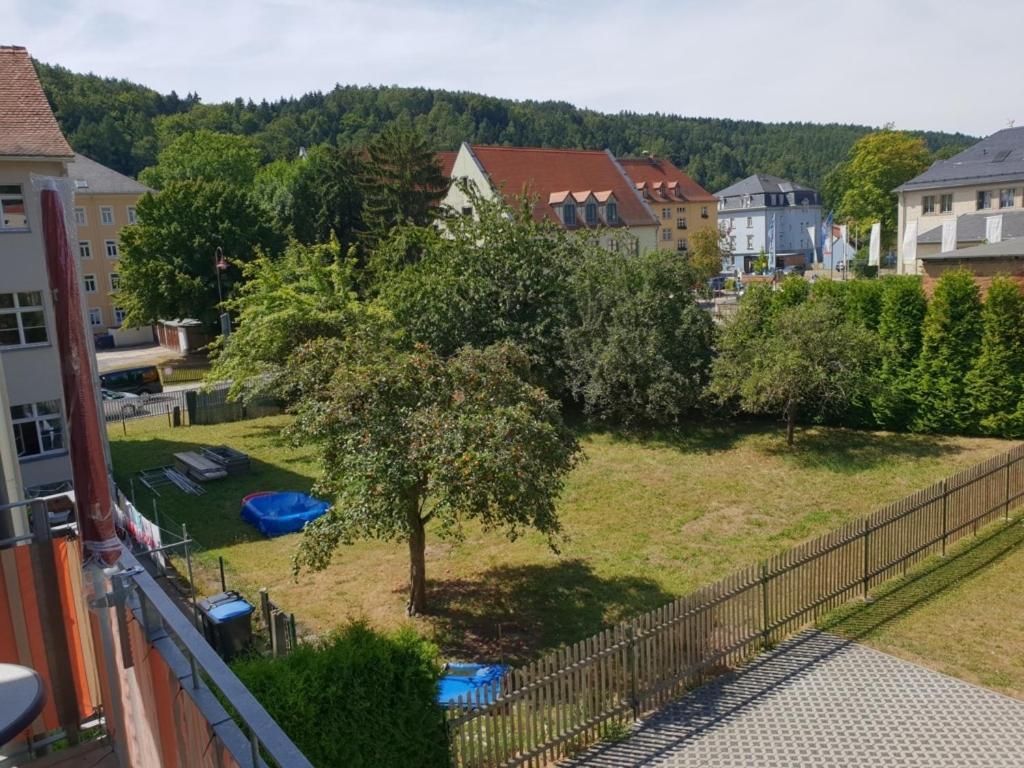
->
xmin=578 ymin=418 xmax=773 ymax=455
xmin=763 ymin=426 xmax=962 ymax=474
xmin=818 ymin=518 xmax=1024 ymax=640
xmin=425 ymin=559 xmax=674 ymax=663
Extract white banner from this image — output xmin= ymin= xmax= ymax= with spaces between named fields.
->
xmin=986 ymin=214 xmax=1003 ymax=244
xmin=807 ymin=226 xmax=817 ymax=262
xmin=941 ymin=220 xmax=957 ymax=252
xmin=902 ymin=220 xmax=918 ymax=273
xmin=868 ymin=222 xmax=881 ymax=266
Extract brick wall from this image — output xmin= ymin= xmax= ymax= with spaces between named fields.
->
xmin=921 ymin=256 xmax=1024 ymax=296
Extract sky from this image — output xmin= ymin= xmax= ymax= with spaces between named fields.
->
xmin=6 ymin=0 xmax=1022 ymax=137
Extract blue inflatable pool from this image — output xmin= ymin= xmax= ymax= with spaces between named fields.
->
xmin=240 ymin=491 xmax=330 ymax=537
xmin=438 ymin=663 xmax=508 ymax=707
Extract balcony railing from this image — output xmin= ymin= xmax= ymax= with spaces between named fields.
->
xmin=0 ymin=495 xmax=312 ymax=768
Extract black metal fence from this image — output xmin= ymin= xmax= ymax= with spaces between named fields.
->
xmin=102 ymin=384 xmax=281 ymax=427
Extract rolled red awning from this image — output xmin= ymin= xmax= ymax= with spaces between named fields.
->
xmin=39 ymin=184 xmax=120 ymax=564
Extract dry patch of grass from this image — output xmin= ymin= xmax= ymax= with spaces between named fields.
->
xmin=108 ymin=415 xmax=1012 ymax=661
xmin=820 ymin=517 xmax=1024 ymax=699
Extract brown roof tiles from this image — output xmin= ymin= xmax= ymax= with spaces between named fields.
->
xmin=619 ymin=156 xmax=716 ymax=204
xmin=0 ymin=46 xmax=73 ymax=159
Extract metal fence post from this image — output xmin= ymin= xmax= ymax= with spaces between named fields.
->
xmin=183 ymin=523 xmax=199 ymax=629
xmin=760 ymin=561 xmax=771 ymax=649
xmin=862 ymin=518 xmax=871 ymax=601
xmin=940 ymin=479 xmax=949 ymax=556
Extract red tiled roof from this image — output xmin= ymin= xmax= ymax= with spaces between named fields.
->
xmin=619 ymin=157 xmax=717 ymax=204
xmin=437 ymin=151 xmax=458 ymax=178
xmin=0 ymin=46 xmax=73 ymax=159
xmin=466 ymin=145 xmax=657 ymax=227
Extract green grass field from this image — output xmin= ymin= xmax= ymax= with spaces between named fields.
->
xmin=108 ymin=414 xmax=1012 ymax=661
xmin=820 ymin=516 xmax=1024 ymax=700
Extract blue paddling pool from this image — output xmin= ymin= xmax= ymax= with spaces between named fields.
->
xmin=438 ymin=663 xmax=509 ymax=707
xmin=240 ymin=491 xmax=330 ymax=537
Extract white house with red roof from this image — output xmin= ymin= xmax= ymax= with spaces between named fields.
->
xmin=443 ymin=143 xmax=659 ymax=253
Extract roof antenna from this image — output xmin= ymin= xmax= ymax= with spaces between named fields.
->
xmin=1009 ymin=119 xmax=1016 ymax=129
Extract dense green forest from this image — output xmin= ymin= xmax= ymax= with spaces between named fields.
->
xmin=34 ymin=59 xmax=975 ymax=194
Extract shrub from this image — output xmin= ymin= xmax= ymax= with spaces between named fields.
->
xmin=233 ymin=622 xmax=448 ymax=768
xmin=966 ymin=276 xmax=1024 ymax=437
xmin=872 ymin=276 xmax=927 ymax=430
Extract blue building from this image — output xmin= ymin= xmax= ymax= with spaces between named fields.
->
xmin=714 ymin=174 xmax=822 ymax=272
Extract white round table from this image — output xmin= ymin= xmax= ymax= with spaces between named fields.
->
xmin=0 ymin=663 xmax=45 ymax=746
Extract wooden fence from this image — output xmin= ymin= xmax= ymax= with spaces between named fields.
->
xmin=186 ymin=386 xmax=282 ymax=426
xmin=445 ymin=444 xmax=1024 ymax=767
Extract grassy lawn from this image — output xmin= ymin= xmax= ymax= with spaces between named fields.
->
xmin=820 ymin=516 xmax=1024 ymax=700
xmin=108 ymin=414 xmax=1013 ymax=661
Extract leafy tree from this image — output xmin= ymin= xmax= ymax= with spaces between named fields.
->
xmin=252 ymin=158 xmax=302 ymax=238
xmin=914 ymin=270 xmax=983 ymax=433
xmin=832 ymin=130 xmax=931 ymax=249
xmin=291 ymin=145 xmax=365 ymax=250
xmin=138 ymin=129 xmax=261 ymax=188
xmin=118 ymin=181 xmax=284 ymax=328
xmin=371 ymin=191 xmax=582 ymax=394
xmin=965 ymin=277 xmax=1024 ymax=437
xmin=872 ymin=276 xmax=928 ymax=430
xmin=711 ymin=297 xmax=878 ymax=445
xmin=290 ymin=342 xmax=581 ymax=615
xmin=360 ymin=121 xmax=447 ymax=243
xmin=772 ymin=274 xmax=811 ymax=314
xmin=687 ymin=227 xmax=727 ymax=282
xmin=564 ymin=248 xmax=714 ymax=424
xmin=208 ymin=240 xmax=398 ymax=403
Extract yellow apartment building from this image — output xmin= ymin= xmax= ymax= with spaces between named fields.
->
xmin=619 ymin=157 xmax=718 ymax=254
xmin=68 ymin=154 xmax=152 ymax=341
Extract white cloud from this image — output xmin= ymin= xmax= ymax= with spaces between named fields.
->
xmin=6 ymin=0 xmax=1021 ymax=136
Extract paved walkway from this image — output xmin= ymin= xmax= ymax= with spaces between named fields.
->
xmin=566 ymin=631 xmax=1024 ymax=767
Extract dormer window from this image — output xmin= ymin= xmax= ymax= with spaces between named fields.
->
xmin=563 ymin=203 xmax=577 ymax=226
xmin=585 ymin=201 xmax=598 ymax=226
xmin=606 ymin=201 xmax=619 ymax=225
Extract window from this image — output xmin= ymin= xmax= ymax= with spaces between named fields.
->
xmin=126 ymin=206 xmax=137 ymax=225
xmin=105 ymin=240 xmax=119 ymax=258
xmin=746 ymin=216 xmax=753 ymax=228
xmin=11 ymin=400 xmax=64 ymax=460
xmin=0 ymin=292 xmax=48 ymax=347
xmin=662 ymin=228 xmax=673 ymax=241
xmin=940 ymin=194 xmax=953 ymax=213
xmin=78 ymin=241 xmax=92 ymax=259
xmin=605 ymin=202 xmax=619 ymax=225
xmin=109 ymin=273 xmax=120 ymax=291
xmin=676 ymin=238 xmax=688 ymax=252
xmin=746 ymin=235 xmax=754 ymax=250
xmin=113 ymin=307 xmax=127 ymax=326
xmin=661 ymin=208 xmax=671 ymax=220
xmin=562 ymin=203 xmax=576 ymax=226
xmin=701 ymin=206 xmax=709 ymax=218
xmin=922 ymin=195 xmax=935 ymax=214
xmin=100 ymin=206 xmax=114 ymax=225
xmin=461 ymin=205 xmax=473 ymax=216
xmin=82 ymin=274 xmax=97 ymax=293
xmin=0 ymin=185 xmax=28 ymax=231
xmin=729 ymin=235 xmax=737 ymax=250
xmin=88 ymin=308 xmax=103 ymax=328
xmin=74 ymin=207 xmax=87 ymax=226
xmin=608 ymin=238 xmax=619 ymax=253
xmin=677 ymin=217 xmax=687 ymax=230
xmin=585 ymin=201 xmax=598 ymax=226
xmin=977 ymin=190 xmax=992 ymax=210
xmin=1000 ymin=188 xmax=1016 ymax=208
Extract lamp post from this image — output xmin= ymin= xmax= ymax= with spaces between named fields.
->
xmin=214 ymin=246 xmax=230 ymax=336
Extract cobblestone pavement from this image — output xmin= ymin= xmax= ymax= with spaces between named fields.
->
xmin=565 ymin=630 xmax=1024 ymax=767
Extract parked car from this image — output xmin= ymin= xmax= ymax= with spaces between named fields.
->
xmin=99 ymin=365 xmax=163 ymax=395
xmin=101 ymin=388 xmax=147 ymax=417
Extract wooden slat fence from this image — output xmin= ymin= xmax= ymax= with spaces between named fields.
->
xmin=446 ymin=443 xmax=1024 ymax=768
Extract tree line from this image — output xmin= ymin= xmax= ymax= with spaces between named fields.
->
xmin=34 ymin=59 xmax=973 ymax=193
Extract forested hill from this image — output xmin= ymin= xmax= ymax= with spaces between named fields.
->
xmin=35 ymin=59 xmax=975 ymax=194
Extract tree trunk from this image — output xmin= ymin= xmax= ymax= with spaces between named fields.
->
xmin=785 ymin=402 xmax=796 ymax=447
xmin=406 ymin=503 xmax=427 ymax=616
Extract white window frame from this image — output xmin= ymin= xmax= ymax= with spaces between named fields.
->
xmin=0 ymin=291 xmax=48 ymax=348
xmin=83 ymin=274 xmax=97 ymax=293
xmin=78 ymin=240 xmax=92 ymax=259
xmin=940 ymin=194 xmax=953 ymax=213
xmin=105 ymin=239 xmax=119 ymax=259
xmin=88 ymin=308 xmax=103 ymax=328
xmin=662 ymin=228 xmax=673 ymax=241
xmin=922 ymin=195 xmax=935 ymax=214
xmin=746 ymin=234 xmax=755 ymax=250
xmin=999 ymin=188 xmax=1016 ymax=209
xmin=0 ymin=185 xmax=29 ymax=232
xmin=126 ymin=206 xmax=137 ymax=225
xmin=977 ymin=190 xmax=992 ymax=210
xmin=109 ymin=272 xmax=120 ymax=291
xmin=113 ymin=307 xmax=127 ymax=326
xmin=10 ymin=400 xmax=65 ymax=460
xmin=100 ymin=206 xmax=114 ymax=226
xmin=74 ymin=207 xmax=87 ymax=226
